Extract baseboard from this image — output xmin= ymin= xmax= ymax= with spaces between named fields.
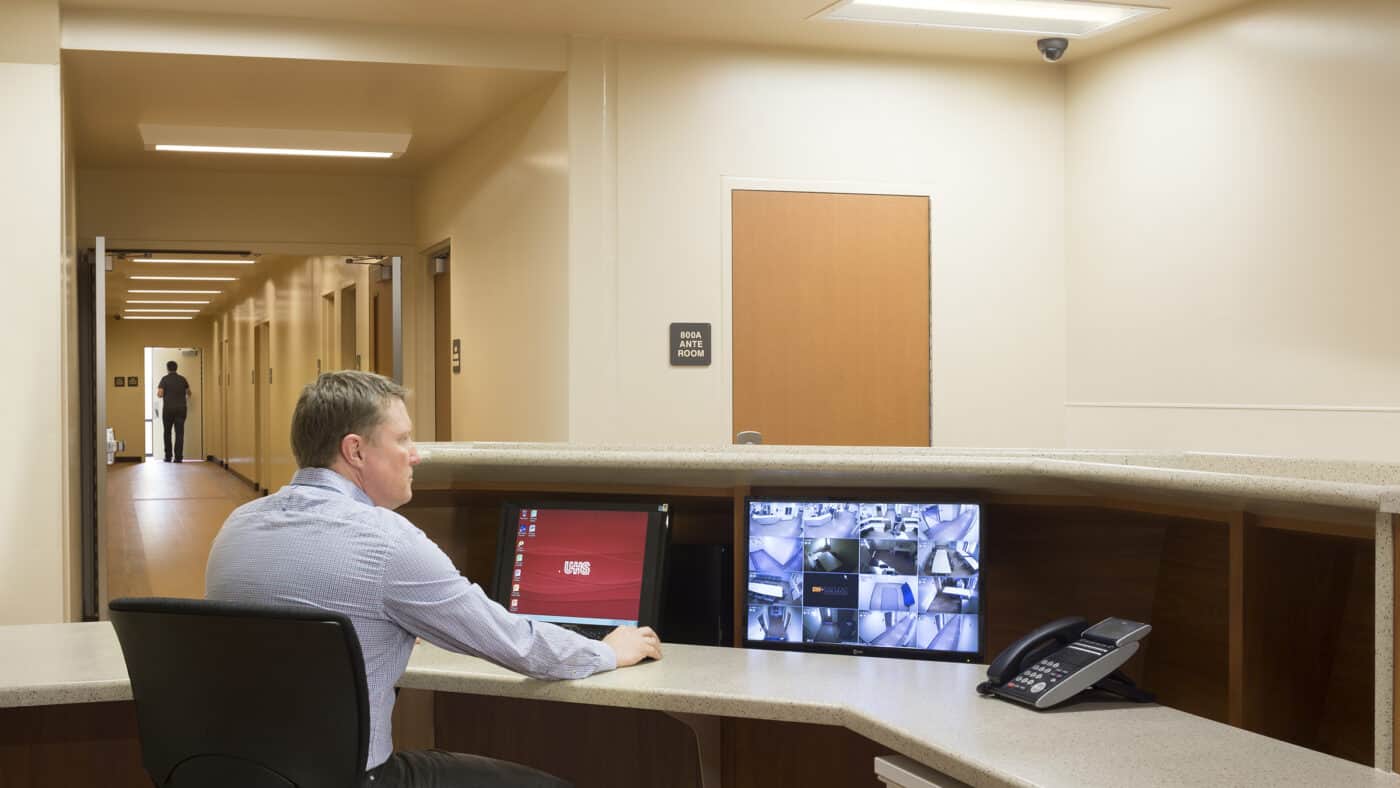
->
xmin=113 ymin=456 xmax=143 ymax=463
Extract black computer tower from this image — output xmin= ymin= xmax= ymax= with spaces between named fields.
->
xmin=660 ymin=543 xmax=733 ymax=647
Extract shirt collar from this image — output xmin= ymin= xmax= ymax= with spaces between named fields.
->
xmin=290 ymin=466 xmax=376 ymax=508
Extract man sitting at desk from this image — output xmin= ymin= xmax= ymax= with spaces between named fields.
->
xmin=206 ymin=371 xmax=662 ymax=787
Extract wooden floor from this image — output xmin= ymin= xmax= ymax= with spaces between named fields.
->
xmin=105 ymin=460 xmax=259 ymax=600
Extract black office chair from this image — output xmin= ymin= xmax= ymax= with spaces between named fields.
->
xmin=109 ymin=597 xmax=370 ymax=788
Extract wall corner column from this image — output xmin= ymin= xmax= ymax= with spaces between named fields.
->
xmin=0 ymin=0 xmax=66 ymax=623
xmin=566 ymin=36 xmax=621 ymax=443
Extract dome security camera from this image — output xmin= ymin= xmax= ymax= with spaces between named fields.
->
xmin=1037 ymin=37 xmax=1069 ymax=63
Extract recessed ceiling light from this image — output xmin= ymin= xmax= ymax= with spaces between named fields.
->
xmin=817 ymin=0 xmax=1165 ymax=37
xmin=130 ymin=275 xmax=237 ymax=282
xmin=121 ymin=316 xmax=195 ymax=320
xmin=128 ymin=289 xmax=222 ymax=294
xmin=125 ymin=308 xmax=200 ymax=313
xmin=131 ymin=257 xmax=256 ymax=265
xmin=140 ymin=124 xmax=411 ymax=159
xmin=154 ymin=145 xmax=395 ymax=158
xmin=126 ymin=300 xmax=210 ymax=305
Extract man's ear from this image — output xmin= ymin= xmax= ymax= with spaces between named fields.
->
xmin=340 ymin=433 xmax=366 ymax=468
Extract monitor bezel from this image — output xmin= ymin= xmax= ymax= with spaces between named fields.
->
xmin=493 ymin=500 xmax=671 ymax=632
xmin=742 ymin=495 xmax=984 ymax=663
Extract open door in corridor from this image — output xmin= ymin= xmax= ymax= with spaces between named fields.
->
xmin=731 ymin=189 xmax=931 ymax=447
xmin=145 ymin=347 xmax=204 ymax=461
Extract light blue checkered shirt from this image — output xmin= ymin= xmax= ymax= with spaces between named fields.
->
xmin=205 ymin=467 xmax=617 ymax=770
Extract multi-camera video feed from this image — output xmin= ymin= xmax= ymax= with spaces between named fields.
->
xmin=746 ymin=500 xmax=981 ymax=659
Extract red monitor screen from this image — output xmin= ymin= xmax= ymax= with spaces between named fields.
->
xmin=506 ymin=507 xmax=652 ymax=626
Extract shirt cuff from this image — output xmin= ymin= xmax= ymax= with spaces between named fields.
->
xmin=596 ymin=639 xmax=618 ymax=672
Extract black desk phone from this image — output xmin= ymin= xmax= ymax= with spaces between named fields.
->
xmin=977 ymin=617 xmax=1154 ymax=709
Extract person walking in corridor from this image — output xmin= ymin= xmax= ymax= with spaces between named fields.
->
xmin=157 ymin=360 xmax=191 ymax=462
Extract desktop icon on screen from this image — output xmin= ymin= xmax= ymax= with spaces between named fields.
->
xmin=516 ymin=553 xmax=524 ymax=563
xmin=519 ymin=525 xmax=528 ymax=535
xmin=529 ymin=524 xmax=536 ymax=534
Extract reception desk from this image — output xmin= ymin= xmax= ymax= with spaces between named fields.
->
xmin=2 ymin=443 xmax=1397 ymax=786
xmin=1 ymin=621 xmax=1397 ymax=788
xmin=403 ymin=443 xmax=1400 ymax=773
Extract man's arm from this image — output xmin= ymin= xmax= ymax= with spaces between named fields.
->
xmin=382 ymin=526 xmax=658 ymax=678
xmin=156 ymin=387 xmax=164 ymax=398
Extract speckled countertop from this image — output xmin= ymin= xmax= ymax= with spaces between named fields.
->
xmin=3 ymin=623 xmax=1394 ymax=788
xmin=412 ymin=443 xmax=1400 ymax=523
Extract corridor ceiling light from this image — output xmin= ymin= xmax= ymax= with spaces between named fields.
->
xmin=126 ymin=299 xmax=210 ymax=305
xmin=122 ymin=316 xmax=194 ymax=320
xmin=131 ymin=257 xmax=256 ymax=265
xmin=125 ymin=308 xmax=200 ymax=313
xmin=816 ymin=0 xmax=1165 ymax=37
xmin=130 ymin=275 xmax=238 ymax=282
xmin=140 ymin=124 xmax=411 ymax=159
xmin=128 ymin=289 xmax=221 ymax=294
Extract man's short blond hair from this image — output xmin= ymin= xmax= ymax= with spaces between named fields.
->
xmin=290 ymin=371 xmax=407 ymax=469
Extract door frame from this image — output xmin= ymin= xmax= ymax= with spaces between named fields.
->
xmin=720 ymin=177 xmax=937 ymax=445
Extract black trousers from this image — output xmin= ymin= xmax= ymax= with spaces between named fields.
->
xmin=161 ymin=407 xmax=186 ymax=461
xmin=363 ymin=750 xmax=571 ymax=788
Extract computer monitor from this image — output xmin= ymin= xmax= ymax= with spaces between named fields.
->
xmin=744 ymin=498 xmax=982 ymax=662
xmin=492 ymin=501 xmax=670 ymax=633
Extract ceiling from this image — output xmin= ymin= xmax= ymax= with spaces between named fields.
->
xmin=65 ymin=0 xmax=1258 ymax=63
xmin=65 ymin=50 xmax=560 ymax=175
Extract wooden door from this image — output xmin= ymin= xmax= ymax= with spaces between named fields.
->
xmin=732 ymin=190 xmax=930 ymax=446
xmin=433 ymin=264 xmax=452 ymax=440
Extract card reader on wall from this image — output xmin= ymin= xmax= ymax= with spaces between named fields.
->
xmin=977 ymin=617 xmax=1154 ymax=709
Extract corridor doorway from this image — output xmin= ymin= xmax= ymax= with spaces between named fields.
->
xmin=143 ymin=347 xmax=204 ymax=461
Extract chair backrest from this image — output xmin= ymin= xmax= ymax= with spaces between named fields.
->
xmin=109 ymin=597 xmax=370 ymax=788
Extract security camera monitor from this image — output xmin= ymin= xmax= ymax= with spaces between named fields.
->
xmin=493 ymin=502 xmax=670 ymax=639
xmin=745 ymin=499 xmax=982 ymax=662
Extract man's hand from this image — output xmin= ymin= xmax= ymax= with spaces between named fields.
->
xmin=603 ymin=625 xmax=662 ymax=666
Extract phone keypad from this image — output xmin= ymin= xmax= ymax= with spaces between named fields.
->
xmin=1009 ymin=658 xmax=1072 ymax=694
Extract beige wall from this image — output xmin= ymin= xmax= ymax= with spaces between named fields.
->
xmin=106 ymin=318 xmax=214 ymax=460
xmin=566 ymin=41 xmax=1068 ymax=447
xmin=77 ymin=168 xmax=416 ymax=249
xmin=1065 ymin=0 xmax=1400 ymax=461
xmin=1 ymin=0 xmax=66 ymax=623
xmin=416 ymin=79 xmax=572 ymax=441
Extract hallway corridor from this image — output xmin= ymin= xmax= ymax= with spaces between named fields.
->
xmin=105 ymin=460 xmax=259 ymax=600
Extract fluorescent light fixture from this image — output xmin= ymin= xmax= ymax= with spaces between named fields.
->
xmin=131 ymin=257 xmax=256 ymax=265
xmin=128 ymin=289 xmax=221 ymax=294
xmin=154 ymin=145 xmax=394 ymax=158
xmin=140 ymin=124 xmax=411 ymax=159
xmin=125 ymin=308 xmax=200 ymax=313
xmin=126 ymin=300 xmax=210 ymax=305
xmin=122 ymin=316 xmax=194 ymax=320
xmin=818 ymin=0 xmax=1165 ymax=37
xmin=130 ymin=275 xmax=237 ymax=282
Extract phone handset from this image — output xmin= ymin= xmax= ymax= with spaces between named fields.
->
xmin=977 ymin=616 xmax=1087 ymax=695
xmin=979 ymin=617 xmax=1155 ymax=709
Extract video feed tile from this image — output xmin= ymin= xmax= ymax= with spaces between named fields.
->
xmin=918 ymin=575 xmax=979 ymax=614
xmin=917 ymin=613 xmax=978 ymax=653
xmin=802 ymin=502 xmax=859 ymax=538
xmin=747 ymin=570 xmax=803 ymax=606
xmin=859 ymin=574 xmax=918 ymax=613
xmin=922 ymin=504 xmax=980 ymax=543
xmin=804 ymin=572 xmax=859 ymax=608
xmin=859 ymin=538 xmax=917 ymax=576
xmin=748 ymin=536 xmax=803 ymax=574
xmin=918 ymin=539 xmax=979 ymax=577
xmin=858 ymin=610 xmax=918 ymax=647
xmin=802 ymin=607 xmax=858 ymax=644
xmin=747 ymin=604 xmax=803 ymax=643
xmin=749 ymin=501 xmax=802 ymax=538
xmin=803 ymin=537 xmax=858 ymax=573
